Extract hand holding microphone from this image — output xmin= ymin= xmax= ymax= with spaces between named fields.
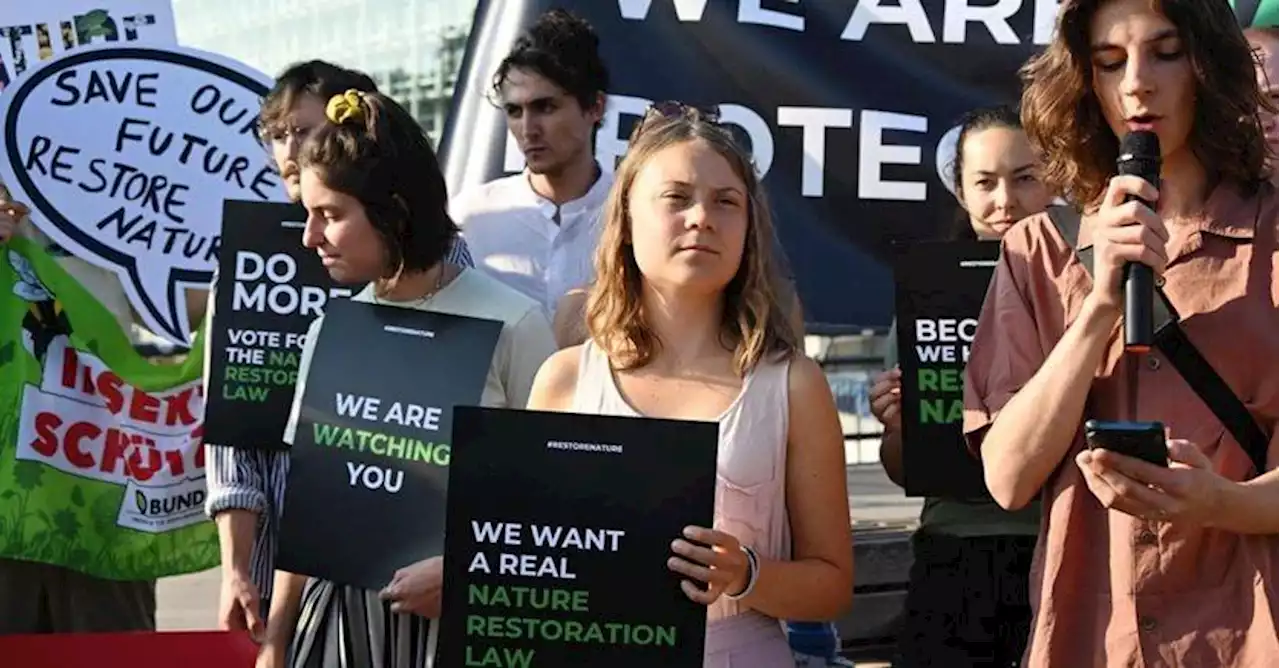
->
xmin=1086 ymin=132 xmax=1168 ymax=349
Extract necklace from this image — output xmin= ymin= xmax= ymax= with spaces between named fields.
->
xmin=374 ymin=264 xmax=450 ymax=307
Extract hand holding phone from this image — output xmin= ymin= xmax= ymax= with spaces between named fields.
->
xmin=1085 ymin=420 xmax=1168 ymax=467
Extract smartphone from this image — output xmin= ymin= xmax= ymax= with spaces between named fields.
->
xmin=1084 ymin=420 xmax=1168 ymax=467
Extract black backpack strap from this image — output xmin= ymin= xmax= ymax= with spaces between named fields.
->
xmin=1153 ymin=327 xmax=1270 ymax=475
xmin=1044 ymin=205 xmax=1270 ymax=476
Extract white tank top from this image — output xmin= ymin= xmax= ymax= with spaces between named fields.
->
xmin=570 ymin=341 xmax=794 ymax=621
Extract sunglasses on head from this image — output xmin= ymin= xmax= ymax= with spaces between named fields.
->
xmin=649 ymin=100 xmax=721 ymax=122
xmin=629 ymin=100 xmax=722 ymax=141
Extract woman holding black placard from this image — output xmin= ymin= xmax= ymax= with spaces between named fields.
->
xmin=257 ymin=90 xmax=555 ymax=668
xmin=871 ymin=104 xmax=1054 ymax=668
xmin=525 ymin=103 xmax=854 ymax=666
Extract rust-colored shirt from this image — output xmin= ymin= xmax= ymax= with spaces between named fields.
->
xmin=963 ymin=180 xmax=1279 ymax=667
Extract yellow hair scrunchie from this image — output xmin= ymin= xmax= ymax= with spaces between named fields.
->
xmin=326 ymin=89 xmax=365 ymax=125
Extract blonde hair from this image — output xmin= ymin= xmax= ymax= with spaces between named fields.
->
xmin=585 ymin=109 xmax=798 ymax=376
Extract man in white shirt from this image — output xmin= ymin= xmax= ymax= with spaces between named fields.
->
xmin=451 ymin=9 xmax=612 ymax=316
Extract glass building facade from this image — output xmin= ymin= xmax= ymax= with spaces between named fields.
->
xmin=171 ymin=0 xmax=478 ymax=141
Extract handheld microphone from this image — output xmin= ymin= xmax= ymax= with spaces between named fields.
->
xmin=1116 ymin=131 xmax=1161 ymax=352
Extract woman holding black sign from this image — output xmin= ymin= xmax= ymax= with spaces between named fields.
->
xmin=526 ymin=103 xmax=854 ymax=666
xmin=258 ymin=90 xmax=556 ymax=668
xmin=871 ymin=104 xmax=1053 ymax=668
xmin=965 ymin=0 xmax=1277 ymax=665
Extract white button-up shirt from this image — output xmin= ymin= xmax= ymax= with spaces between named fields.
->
xmin=450 ymin=169 xmax=612 ymax=316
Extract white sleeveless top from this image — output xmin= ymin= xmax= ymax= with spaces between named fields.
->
xmin=571 ymin=342 xmax=793 ymax=621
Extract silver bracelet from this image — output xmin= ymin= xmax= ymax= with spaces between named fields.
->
xmin=725 ymin=544 xmax=759 ymax=601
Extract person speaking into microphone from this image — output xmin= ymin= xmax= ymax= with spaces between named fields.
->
xmin=962 ymin=0 xmax=1278 ymax=666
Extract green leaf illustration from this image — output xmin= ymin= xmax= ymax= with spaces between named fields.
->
xmin=53 ymin=509 xmax=79 ymax=538
xmin=12 ymin=461 xmax=44 ymax=492
xmin=0 ymin=341 xmax=13 ymax=368
xmin=91 ymin=491 xmax=118 ymax=529
xmin=70 ymin=486 xmax=85 ymax=507
xmin=76 ymin=10 xmax=111 ymax=37
xmin=134 ymin=490 xmax=146 ymax=514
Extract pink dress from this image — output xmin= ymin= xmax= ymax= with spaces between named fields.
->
xmin=571 ymin=342 xmax=797 ymax=667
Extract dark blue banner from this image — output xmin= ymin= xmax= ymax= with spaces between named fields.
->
xmin=440 ymin=0 xmax=1056 ymax=330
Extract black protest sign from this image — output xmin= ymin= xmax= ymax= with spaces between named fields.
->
xmin=442 ymin=0 xmax=1051 ymax=328
xmin=437 ymin=407 xmax=718 ymax=668
xmin=894 ymin=240 xmax=998 ymax=499
xmin=277 ymin=300 xmax=502 ymax=590
xmin=203 ymin=199 xmax=352 ymax=450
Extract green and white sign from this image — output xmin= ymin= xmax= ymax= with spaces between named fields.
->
xmin=0 ymin=236 xmax=216 ymax=579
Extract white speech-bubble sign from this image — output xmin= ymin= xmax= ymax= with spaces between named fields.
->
xmin=0 ymin=43 xmax=287 ymax=344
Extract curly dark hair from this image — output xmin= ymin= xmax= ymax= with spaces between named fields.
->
xmin=298 ymin=92 xmax=459 ymax=276
xmin=1021 ymin=0 xmax=1274 ymax=207
xmin=492 ymin=8 xmax=610 ymax=114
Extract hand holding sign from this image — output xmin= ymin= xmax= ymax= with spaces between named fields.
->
xmin=668 ymin=525 xmax=751 ymax=606
xmin=0 ymin=43 xmax=283 ymax=344
xmin=379 ymin=555 xmax=444 ymax=617
xmin=870 ymin=367 xmax=903 ymax=432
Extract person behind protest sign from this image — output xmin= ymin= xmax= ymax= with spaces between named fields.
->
xmin=203 ymin=60 xmax=476 ymax=641
xmin=258 ymin=89 xmax=555 ymax=668
xmin=525 ymin=102 xmax=853 ymax=666
xmin=450 ymin=8 xmax=613 ymax=317
xmin=869 ymin=104 xmax=1053 ymax=668
xmin=964 ymin=0 xmax=1278 ymax=665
